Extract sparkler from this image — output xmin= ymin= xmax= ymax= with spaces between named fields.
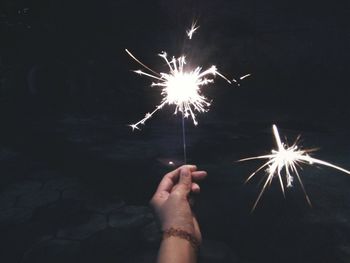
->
xmin=240 ymin=124 xmax=350 ymax=211
xmin=126 ymin=22 xmax=234 ymax=163
xmin=126 ymin=22 xmax=233 ymax=159
xmin=126 ymin=49 xmax=231 ymax=163
xmin=126 ymin=50 xmax=231 ymax=131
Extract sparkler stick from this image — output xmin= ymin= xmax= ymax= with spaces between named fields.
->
xmin=239 ymin=124 xmax=350 ymax=211
xmin=181 ymin=111 xmax=187 ymax=164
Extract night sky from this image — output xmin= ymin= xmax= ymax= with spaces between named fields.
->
xmin=1 ymin=0 xmax=350 ymax=262
xmin=2 ymin=0 xmax=350 ymax=120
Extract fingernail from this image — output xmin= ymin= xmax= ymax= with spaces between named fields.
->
xmin=181 ymin=168 xmax=190 ymax=176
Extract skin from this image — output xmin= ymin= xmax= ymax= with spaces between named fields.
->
xmin=150 ymin=165 xmax=207 ymax=263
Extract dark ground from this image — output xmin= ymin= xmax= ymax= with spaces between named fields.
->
xmin=1 ymin=113 xmax=350 ymax=263
xmin=1 ymin=0 xmax=350 ymax=262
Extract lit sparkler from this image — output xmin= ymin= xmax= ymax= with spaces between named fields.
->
xmin=126 ymin=22 xmax=233 ymax=163
xmin=126 ymin=49 xmax=231 ymax=131
xmin=240 ymin=124 xmax=350 ymax=211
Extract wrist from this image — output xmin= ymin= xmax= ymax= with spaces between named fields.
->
xmin=162 ymin=221 xmax=196 ymax=237
xmin=163 ymin=227 xmax=200 ymax=251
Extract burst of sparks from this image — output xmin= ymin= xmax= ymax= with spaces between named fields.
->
xmin=239 ymin=124 xmax=350 ymax=211
xmin=186 ymin=21 xmax=200 ymax=39
xmin=126 ymin=48 xmax=231 ymax=130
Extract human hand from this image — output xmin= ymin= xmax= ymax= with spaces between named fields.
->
xmin=150 ymin=165 xmax=207 ymax=243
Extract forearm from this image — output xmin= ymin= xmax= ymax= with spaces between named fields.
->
xmin=157 ymin=236 xmax=197 ymax=263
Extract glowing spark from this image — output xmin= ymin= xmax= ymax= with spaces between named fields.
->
xmin=186 ymin=21 xmax=200 ymax=39
xmin=126 ymin=49 xmax=231 ymax=130
xmin=239 ymin=124 xmax=350 ymax=211
xmin=240 ymin=73 xmax=251 ymax=80
xmin=232 ymin=73 xmax=251 ymax=87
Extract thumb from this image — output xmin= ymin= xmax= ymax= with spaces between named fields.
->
xmin=176 ymin=167 xmax=192 ymax=195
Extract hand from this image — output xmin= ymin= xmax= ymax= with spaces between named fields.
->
xmin=150 ymin=165 xmax=207 ymax=243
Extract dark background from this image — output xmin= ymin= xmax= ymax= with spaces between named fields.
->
xmin=1 ymin=0 xmax=350 ymax=262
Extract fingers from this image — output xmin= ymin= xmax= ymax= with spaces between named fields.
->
xmin=191 ymin=183 xmax=201 ymax=193
xmin=175 ymin=167 xmax=192 ymax=195
xmin=155 ymin=165 xmax=197 ymax=194
xmin=190 ymin=171 xmax=207 ymax=193
xmin=154 ymin=165 xmax=207 ymax=202
xmin=191 ymin=171 xmax=207 ymax=181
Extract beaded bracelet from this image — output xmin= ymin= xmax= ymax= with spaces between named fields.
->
xmin=163 ymin=227 xmax=200 ymax=251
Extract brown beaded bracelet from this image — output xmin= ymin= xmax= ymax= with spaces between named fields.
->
xmin=163 ymin=227 xmax=200 ymax=251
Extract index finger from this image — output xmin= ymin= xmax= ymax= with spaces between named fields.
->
xmin=156 ymin=165 xmax=197 ymax=193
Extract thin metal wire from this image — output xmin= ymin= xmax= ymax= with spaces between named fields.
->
xmin=181 ymin=112 xmax=187 ymax=164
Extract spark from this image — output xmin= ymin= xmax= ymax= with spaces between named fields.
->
xmin=232 ymin=73 xmax=251 ymax=87
xmin=239 ymin=73 xmax=251 ymax=80
xmin=239 ymin=124 xmax=350 ymax=211
xmin=186 ymin=21 xmax=200 ymax=39
xmin=126 ymin=49 xmax=231 ymax=130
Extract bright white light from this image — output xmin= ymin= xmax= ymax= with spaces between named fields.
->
xmin=165 ymin=72 xmax=200 ymax=104
xmin=240 ymin=124 xmax=350 ymax=211
xmin=126 ymin=49 xmax=231 ymax=130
